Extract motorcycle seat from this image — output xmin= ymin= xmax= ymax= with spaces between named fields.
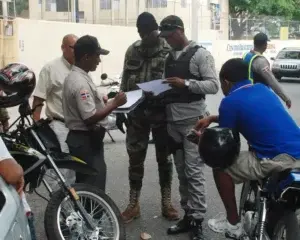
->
xmin=263 ymin=168 xmax=300 ymax=193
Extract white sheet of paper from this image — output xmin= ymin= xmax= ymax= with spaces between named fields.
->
xmin=137 ymin=79 xmax=172 ymax=96
xmin=113 ymin=89 xmax=144 ymax=113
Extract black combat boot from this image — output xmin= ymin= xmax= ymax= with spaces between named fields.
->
xmin=190 ymin=219 xmax=205 ymax=240
xmin=167 ymin=213 xmax=190 ymax=235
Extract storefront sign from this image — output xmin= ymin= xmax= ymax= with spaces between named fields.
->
xmin=226 ymin=43 xmax=277 ymax=57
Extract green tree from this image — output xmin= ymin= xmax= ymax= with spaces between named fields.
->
xmin=229 ymin=0 xmax=299 ymax=39
xmin=15 ymin=0 xmax=29 ymax=16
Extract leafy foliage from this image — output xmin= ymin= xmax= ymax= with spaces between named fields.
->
xmin=229 ymin=0 xmax=300 ymax=39
xmin=15 ymin=0 xmax=29 ymax=16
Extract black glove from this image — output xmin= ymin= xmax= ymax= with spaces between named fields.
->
xmin=116 ymin=113 xmax=129 ymax=134
xmin=186 ymin=129 xmax=200 ymax=145
xmin=107 ymin=91 xmax=118 ymax=99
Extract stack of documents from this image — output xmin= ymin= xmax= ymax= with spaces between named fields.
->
xmin=137 ymin=79 xmax=172 ymax=96
xmin=113 ymin=80 xmax=172 ymax=114
xmin=113 ymin=89 xmax=144 ymax=113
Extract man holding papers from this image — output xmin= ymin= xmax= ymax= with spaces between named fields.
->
xmin=159 ymin=15 xmax=219 ymax=240
xmin=62 ymin=35 xmax=127 ymax=192
xmin=119 ymin=12 xmax=179 ymax=223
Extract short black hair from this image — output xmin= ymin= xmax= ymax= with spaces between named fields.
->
xmin=74 ymin=35 xmax=109 ymax=62
xmin=219 ymin=58 xmax=249 ymax=83
xmin=253 ymin=32 xmax=269 ymax=48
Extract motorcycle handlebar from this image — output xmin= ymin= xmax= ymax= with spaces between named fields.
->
xmin=18 ymin=102 xmax=44 ymax=118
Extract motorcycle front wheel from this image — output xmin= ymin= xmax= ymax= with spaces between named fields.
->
xmin=272 ymin=209 xmax=300 ymax=240
xmin=44 ymin=183 xmax=126 ymax=240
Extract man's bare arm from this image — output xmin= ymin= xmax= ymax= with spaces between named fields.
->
xmin=0 ymin=158 xmax=23 ymax=187
xmin=0 ymin=136 xmax=24 ymax=194
xmin=32 ymin=96 xmax=45 ymax=121
xmin=252 ymin=57 xmax=291 ymax=107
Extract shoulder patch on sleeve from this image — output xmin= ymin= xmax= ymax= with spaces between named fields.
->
xmin=262 ymin=66 xmax=270 ymax=72
xmin=80 ymin=89 xmax=90 ymax=100
xmin=206 ymin=54 xmax=215 ymax=68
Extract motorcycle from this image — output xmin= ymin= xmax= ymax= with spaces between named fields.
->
xmin=1 ymin=100 xmax=126 ymax=240
xmin=99 ymin=73 xmax=121 ymax=99
xmin=239 ymin=166 xmax=300 ymax=240
xmin=97 ymin=73 xmax=122 ymax=143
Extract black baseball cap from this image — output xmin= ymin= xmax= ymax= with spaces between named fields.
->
xmin=74 ymin=35 xmax=109 ymax=56
xmin=254 ymin=32 xmax=270 ymax=44
xmin=159 ymin=15 xmax=184 ymax=37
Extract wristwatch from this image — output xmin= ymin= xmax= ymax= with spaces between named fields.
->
xmin=184 ymin=80 xmax=190 ymax=88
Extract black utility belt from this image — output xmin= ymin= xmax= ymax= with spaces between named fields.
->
xmin=52 ymin=117 xmax=65 ymax=123
xmin=70 ymin=127 xmax=106 ymax=140
xmin=70 ymin=127 xmax=106 ymax=134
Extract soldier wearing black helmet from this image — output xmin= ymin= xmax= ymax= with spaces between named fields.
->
xmin=195 ymin=58 xmax=300 ymax=239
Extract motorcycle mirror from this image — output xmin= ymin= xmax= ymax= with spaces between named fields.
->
xmin=101 ymin=73 xmax=108 ymax=80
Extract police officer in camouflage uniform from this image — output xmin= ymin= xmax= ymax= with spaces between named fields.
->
xmin=117 ymin=12 xmax=179 ymax=223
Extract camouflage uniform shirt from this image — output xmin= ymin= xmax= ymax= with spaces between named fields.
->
xmin=120 ymin=38 xmax=170 ymax=92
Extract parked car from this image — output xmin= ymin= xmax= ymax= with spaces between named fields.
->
xmin=271 ymin=47 xmax=300 ymax=81
xmin=0 ymin=176 xmax=32 ymax=240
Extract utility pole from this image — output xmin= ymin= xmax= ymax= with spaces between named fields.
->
xmin=92 ymin=0 xmax=96 ymax=24
xmin=191 ymin=0 xmax=199 ymax=42
xmin=125 ymin=0 xmax=128 ymax=26
xmin=41 ymin=0 xmax=45 ymax=20
xmin=2 ymin=0 xmax=10 ymax=21
xmin=70 ymin=0 xmax=77 ymax=22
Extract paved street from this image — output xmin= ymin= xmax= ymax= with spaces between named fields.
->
xmin=7 ymin=80 xmax=300 ymax=240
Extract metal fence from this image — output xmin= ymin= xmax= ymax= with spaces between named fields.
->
xmin=229 ymin=17 xmax=300 ymax=40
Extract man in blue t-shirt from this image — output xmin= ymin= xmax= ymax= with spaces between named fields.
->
xmin=194 ymin=58 xmax=300 ymax=239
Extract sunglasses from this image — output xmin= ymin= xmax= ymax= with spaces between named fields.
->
xmin=159 ymin=24 xmax=183 ymax=32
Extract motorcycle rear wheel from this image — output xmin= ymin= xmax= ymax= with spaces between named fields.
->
xmin=44 ymin=183 xmax=126 ymax=240
xmin=239 ymin=181 xmax=258 ymax=218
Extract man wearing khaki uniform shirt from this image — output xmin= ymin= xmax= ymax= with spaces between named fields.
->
xmin=62 ymin=35 xmax=126 ymax=191
xmin=32 ymin=34 xmax=78 ymax=191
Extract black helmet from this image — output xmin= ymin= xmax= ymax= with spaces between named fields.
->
xmin=0 ymin=63 xmax=36 ymax=108
xmin=198 ymin=127 xmax=241 ymax=170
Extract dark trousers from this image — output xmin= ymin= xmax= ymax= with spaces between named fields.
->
xmin=66 ymin=128 xmax=107 ymax=192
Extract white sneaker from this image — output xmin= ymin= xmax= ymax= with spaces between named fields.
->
xmin=208 ymin=214 xmax=249 ymax=239
xmin=225 ymin=222 xmax=249 ymax=240
xmin=208 ymin=213 xmax=228 ymax=233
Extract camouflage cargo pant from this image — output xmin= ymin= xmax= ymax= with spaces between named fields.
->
xmin=126 ymin=116 xmax=173 ymax=191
